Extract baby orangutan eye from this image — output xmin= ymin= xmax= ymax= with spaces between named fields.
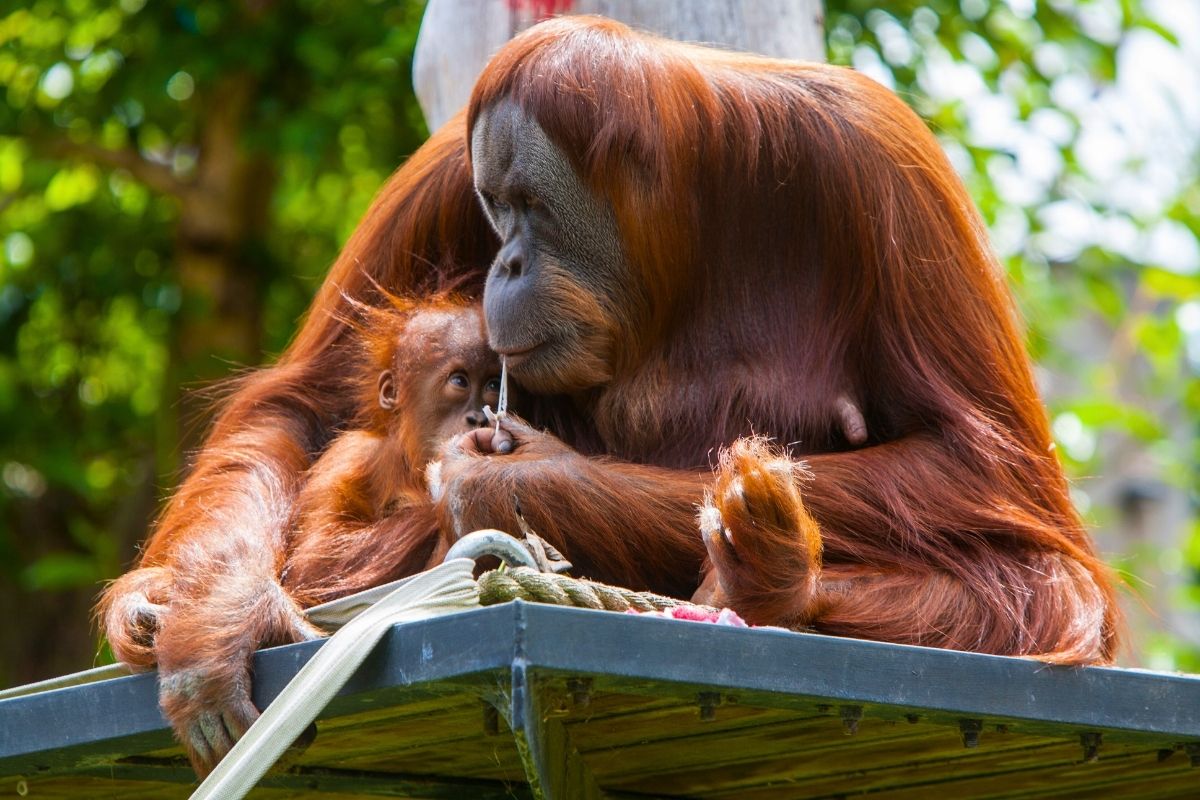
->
xmin=448 ymin=372 xmax=470 ymax=390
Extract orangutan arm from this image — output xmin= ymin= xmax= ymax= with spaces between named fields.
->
xmin=94 ymin=385 xmax=330 ymax=776
xmin=432 ymin=419 xmax=709 ymax=600
xmin=440 ymin=423 xmax=1115 ymax=665
xmin=94 ymin=116 xmax=493 ymax=778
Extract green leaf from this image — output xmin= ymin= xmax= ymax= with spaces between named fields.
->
xmin=22 ymin=552 xmax=100 ymax=590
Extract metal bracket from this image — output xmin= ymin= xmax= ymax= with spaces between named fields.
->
xmin=508 ymin=663 xmax=604 ymax=800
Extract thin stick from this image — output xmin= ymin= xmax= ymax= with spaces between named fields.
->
xmin=494 ymin=357 xmax=509 ymax=433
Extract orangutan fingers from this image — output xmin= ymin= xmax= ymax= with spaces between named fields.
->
xmin=459 ymin=427 xmax=493 ymax=455
xmin=493 ymin=425 xmax=515 ymax=454
xmin=221 ymin=710 xmax=250 ymax=743
xmin=186 ymin=716 xmax=218 ymax=777
xmin=114 ymin=594 xmax=169 ymax=652
xmin=199 ymin=710 xmax=235 ymax=756
xmin=132 ymin=598 xmax=169 ymax=632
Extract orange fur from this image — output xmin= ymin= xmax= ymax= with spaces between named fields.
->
xmin=435 ymin=414 xmax=710 ymax=599
xmin=451 ymin=18 xmax=1120 ymax=664
xmin=98 ymin=17 xmax=1122 ymax=777
xmin=95 ymin=117 xmax=498 ymax=776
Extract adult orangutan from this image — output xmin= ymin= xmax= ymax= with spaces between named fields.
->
xmin=98 ymin=16 xmax=1118 ymax=777
xmin=433 ymin=16 xmax=1119 ymax=656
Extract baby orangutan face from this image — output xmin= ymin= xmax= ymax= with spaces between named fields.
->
xmin=376 ymin=305 xmax=505 ymax=461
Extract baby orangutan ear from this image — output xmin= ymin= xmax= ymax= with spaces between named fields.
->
xmin=378 ymin=370 xmax=397 ymax=411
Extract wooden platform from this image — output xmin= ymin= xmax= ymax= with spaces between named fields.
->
xmin=1 ymin=601 xmax=1198 ymax=798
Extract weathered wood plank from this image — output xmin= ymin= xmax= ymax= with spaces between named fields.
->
xmin=515 ymin=606 xmax=1200 ymax=739
xmin=1019 ymin=758 xmax=1200 ymax=800
xmin=824 ymin=745 xmax=1195 ymax=800
xmin=593 ymin=716 xmax=932 ymax=785
xmin=571 ymin=701 xmax=812 ymax=754
xmin=688 ymin=733 xmax=1072 ymax=798
xmin=56 ymin=760 xmax=534 ymax=799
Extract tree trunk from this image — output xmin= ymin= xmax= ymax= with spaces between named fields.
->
xmin=414 ymin=0 xmax=826 ymax=132
xmin=170 ymin=73 xmax=274 ymax=463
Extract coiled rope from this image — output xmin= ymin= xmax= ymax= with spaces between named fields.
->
xmin=478 ymin=566 xmax=706 ymax=613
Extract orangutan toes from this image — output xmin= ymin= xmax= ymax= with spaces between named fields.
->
xmin=698 ymin=496 xmax=735 ymax=567
xmin=710 ymin=440 xmax=807 ymax=557
xmin=157 ymin=662 xmax=260 ymax=776
xmin=699 ymin=438 xmax=822 ymax=625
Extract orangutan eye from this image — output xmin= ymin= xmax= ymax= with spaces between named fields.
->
xmin=481 ymin=190 xmax=509 ymax=214
xmin=484 ymin=377 xmax=502 ymax=394
xmin=448 ymin=372 xmax=470 ymax=390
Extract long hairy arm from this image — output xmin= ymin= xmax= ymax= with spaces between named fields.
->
xmin=432 ymin=418 xmax=709 ymax=600
xmin=96 ymin=369 xmax=329 ymax=663
xmin=440 ymin=419 xmax=1118 ymax=665
xmin=96 ymin=368 xmax=337 ymax=774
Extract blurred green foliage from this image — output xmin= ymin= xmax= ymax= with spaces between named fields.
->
xmin=0 ymin=0 xmax=1196 ymax=682
xmin=0 ymin=0 xmax=430 ymax=683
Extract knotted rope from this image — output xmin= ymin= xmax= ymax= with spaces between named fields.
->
xmin=448 ymin=527 xmax=716 ymax=613
xmin=478 ymin=566 xmax=707 ymax=613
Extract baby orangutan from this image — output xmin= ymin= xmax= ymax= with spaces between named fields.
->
xmin=282 ymin=293 xmax=506 ymax=605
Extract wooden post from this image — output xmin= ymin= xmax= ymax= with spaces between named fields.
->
xmin=413 ymin=0 xmax=826 ymax=131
